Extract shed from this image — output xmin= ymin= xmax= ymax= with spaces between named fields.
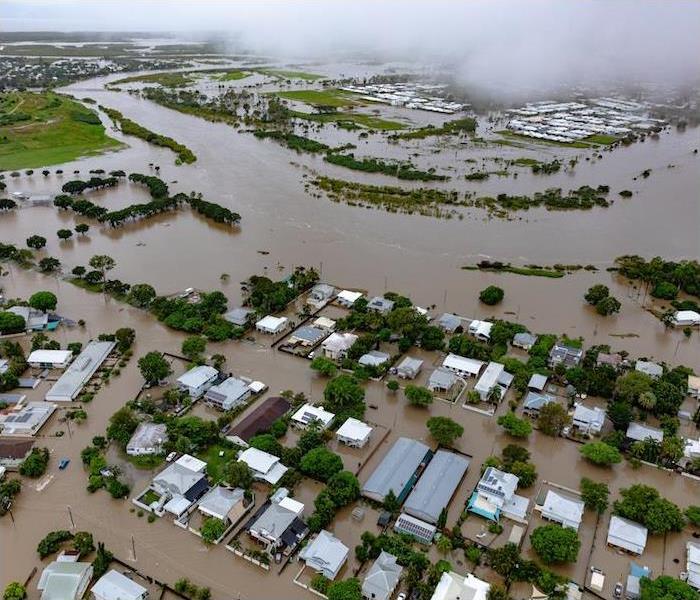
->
xmin=91 ymin=570 xmax=148 ymax=600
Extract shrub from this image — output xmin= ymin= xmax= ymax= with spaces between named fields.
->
xmin=479 ymin=286 xmax=504 ymax=305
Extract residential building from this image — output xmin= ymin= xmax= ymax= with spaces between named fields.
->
xmin=238 ymin=447 xmax=288 ymax=485
xmin=548 ymin=343 xmax=583 ymax=368
xmin=255 ymin=315 xmax=289 ymax=335
xmin=299 ymin=530 xmax=349 ymax=580
xmin=197 ymin=485 xmax=246 ymax=525
xmin=437 ymin=313 xmax=462 ymax=333
xmin=247 ymin=499 xmax=308 ymax=555
xmin=394 ymin=512 xmax=436 ymax=544
xmin=597 ymin=352 xmax=623 ymax=368
xmin=362 ymin=551 xmax=403 ymax=600
xmin=683 ymin=437 xmax=700 ymax=468
xmin=0 ymin=437 xmax=34 ymax=469
xmin=288 ymin=325 xmax=326 ymax=347
xmin=635 ymin=360 xmax=663 ymax=379
xmin=361 ymin=437 xmax=431 ymax=503
xmin=223 ymin=307 xmax=254 ymax=327
xmin=527 ymin=373 xmax=548 ymax=392
xmin=204 ymin=376 xmax=251 ymax=411
xmin=91 ymin=570 xmax=148 ymax=600
xmin=307 ymin=283 xmax=335 ymax=307
xmin=442 ymin=353 xmax=484 ymax=378
xmin=468 ymin=467 xmax=528 ymax=522
xmin=512 ymin=332 xmax=537 ymax=350
xmin=625 ymin=563 xmax=651 ymax=600
xmin=149 ymin=455 xmax=209 ymax=516
xmin=607 ymin=515 xmax=647 ymax=555
xmin=538 ymin=490 xmax=585 ymax=531
xmin=672 ymin=310 xmax=700 ymax=327
xmin=45 ymin=341 xmax=116 ymax=402
xmin=226 ymin=396 xmax=290 ymax=446
xmin=522 ymin=392 xmax=557 ymax=417
xmin=430 ymin=571 xmax=490 ymax=600
xmin=126 ymin=422 xmax=168 ymax=456
xmin=37 ymin=561 xmax=93 ymax=600
xmin=474 ymin=362 xmax=512 ymax=401
xmin=312 ymin=316 xmax=336 ymax=331
xmin=688 ymin=375 xmax=700 ymax=399
xmin=687 ymin=541 xmax=700 ymax=590
xmin=336 ymin=418 xmax=372 ymax=448
xmin=27 ymin=349 xmax=73 ymax=369
xmin=337 ymin=290 xmax=363 ymax=307
xmin=291 ymin=403 xmax=335 ymax=430
xmin=625 ymin=422 xmax=664 ymax=444
xmin=0 ymin=402 xmax=56 ymax=436
xmin=395 ymin=356 xmax=423 ymax=379
xmin=358 ymin=350 xmax=390 ymax=368
xmin=367 ymin=296 xmax=395 ymax=315
xmin=8 ymin=305 xmax=50 ymax=331
xmin=404 ymin=450 xmax=469 ymax=525
xmin=322 ymin=332 xmax=358 ymax=361
xmin=572 ymin=403 xmax=606 ymax=435
xmin=468 ymin=320 xmax=492 ymax=342
xmin=177 ymin=365 xmax=219 ymax=399
xmin=427 ymin=368 xmax=458 ymax=394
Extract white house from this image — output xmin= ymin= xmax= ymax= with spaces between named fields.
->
xmin=626 ymin=422 xmax=664 ymax=444
xmin=45 ymin=340 xmax=116 ymax=402
xmin=312 ymin=316 xmax=336 ymax=331
xmin=322 ymin=332 xmax=358 ymax=361
xmin=177 ymin=365 xmax=218 ymax=399
xmin=337 ymin=290 xmax=363 ymax=307
xmin=442 ymin=353 xmax=484 ymax=378
xmin=395 ymin=356 xmax=423 ymax=379
xmin=362 ymin=551 xmax=403 ymax=600
xmin=672 ymin=310 xmax=700 ymax=327
xmin=607 ymin=515 xmax=647 ymax=555
xmin=197 ymin=485 xmax=246 ymax=525
xmin=468 ymin=320 xmax=493 ymax=342
xmin=572 ymin=403 xmax=606 ymax=435
xmin=291 ymin=403 xmax=335 ymax=430
xmin=474 ymin=362 xmax=512 ymax=401
xmin=367 ymin=296 xmax=395 ymax=315
xmin=38 ymin=561 xmax=93 ymax=600
xmin=307 ymin=283 xmax=335 ymax=307
xmin=299 ymin=530 xmax=349 ymax=580
xmin=204 ymin=376 xmax=251 ymax=411
xmin=687 ymin=541 xmax=700 ymax=590
xmin=238 ymin=447 xmax=288 ymax=485
xmin=358 ymin=350 xmax=390 ymax=368
xmin=635 ymin=360 xmax=663 ymax=379
xmin=539 ymin=490 xmax=585 ymax=531
xmin=336 ymin=418 xmax=372 ymax=448
xmin=0 ymin=402 xmax=56 ymax=436
xmin=468 ymin=466 xmax=528 ymax=522
xmin=688 ymin=375 xmax=700 ymax=399
xmin=126 ymin=422 xmax=168 ymax=456
xmin=430 ymin=571 xmax=490 ymax=600
xmin=255 ymin=315 xmax=289 ymax=335
xmin=27 ymin=349 xmax=73 ymax=369
xmin=91 ymin=570 xmax=148 ymax=600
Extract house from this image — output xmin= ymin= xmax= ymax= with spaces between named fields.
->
xmin=177 ymin=365 xmax=219 ymax=399
xmin=288 ymin=326 xmax=327 ymax=347
xmin=672 ymin=310 xmax=700 ymax=327
xmin=430 ymin=571 xmax=490 ymax=600
xmin=337 ymin=290 xmax=363 ymax=307
xmin=468 ymin=320 xmax=493 ymax=342
xmin=255 ymin=315 xmax=289 ymax=335
xmin=362 ymin=551 xmax=403 ymax=600
xmin=204 ymin=376 xmax=251 ymax=411
xmin=394 ymin=512 xmax=437 ymax=544
xmin=625 ymin=422 xmax=664 ymax=444
xmin=474 ymin=362 xmax=512 ymax=402
xmin=683 ymin=437 xmax=700 ymax=468
xmin=427 ymin=368 xmax=459 ymax=394
xmin=312 ymin=316 xmax=336 ymax=331
xmin=367 ymin=296 xmax=395 ymax=315
xmin=527 ymin=373 xmax=548 ymax=392
xmin=512 ymin=332 xmax=537 ymax=350
xmin=198 ymin=485 xmax=246 ymax=525
xmin=597 ymin=352 xmax=623 ymax=368
xmin=442 ymin=354 xmax=484 ymax=378
xmin=404 ymin=450 xmax=469 ymax=525
xmin=626 ymin=563 xmax=651 ymax=600
xmin=362 ymin=437 xmax=431 ymax=503
xmin=307 ymin=283 xmax=335 ymax=307
xmin=0 ymin=437 xmax=34 ymax=469
xmin=539 ymin=490 xmax=584 ymax=531
xmin=395 ymin=356 xmax=423 ymax=379
xmin=27 ymin=349 xmax=73 ymax=369
xmin=0 ymin=402 xmax=56 ymax=436
xmin=149 ymin=454 xmax=209 ymax=516
xmin=548 ymin=343 xmax=583 ymax=368
xmin=635 ymin=360 xmax=663 ymax=379
xmin=686 ymin=541 xmax=700 ymax=590
xmin=607 ymin=515 xmax=647 ymax=555
xmin=126 ymin=422 xmax=168 ymax=456
xmin=247 ymin=498 xmax=308 ymax=555
xmin=45 ymin=341 xmax=116 ymax=402
xmin=688 ymin=375 xmax=700 ymax=399
xmin=37 ymin=561 xmax=93 ymax=600
xmin=91 ymin=570 xmax=148 ymax=600
xmin=437 ymin=313 xmax=462 ymax=333
xmin=358 ymin=350 xmax=390 ymax=368
xmin=7 ymin=305 xmax=50 ymax=331
xmin=336 ymin=418 xmax=372 ymax=448
xmin=226 ymin=396 xmax=290 ymax=446
xmin=223 ymin=307 xmax=254 ymax=327
xmin=468 ymin=467 xmax=528 ymax=522
xmin=291 ymin=403 xmax=335 ymax=430
xmin=522 ymin=392 xmax=557 ymax=417
xmin=572 ymin=403 xmax=606 ymax=435
xmin=299 ymin=529 xmax=349 ymax=580
xmin=238 ymin=447 xmax=288 ymax=485
xmin=321 ymin=332 xmax=358 ymax=361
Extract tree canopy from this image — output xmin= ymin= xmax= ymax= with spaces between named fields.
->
xmin=530 ymin=524 xmax=580 ymax=564
xmin=426 ymin=416 xmax=464 ymax=446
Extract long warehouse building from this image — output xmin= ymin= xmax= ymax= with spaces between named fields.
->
xmin=45 ymin=340 xmax=116 ymax=402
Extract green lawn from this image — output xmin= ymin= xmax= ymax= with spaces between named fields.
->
xmin=0 ymin=91 xmax=122 ymax=171
xmin=110 ymin=72 xmax=196 ymax=88
xmin=215 ymin=70 xmax=251 ymax=82
xmin=198 ymin=444 xmax=237 ymax=483
xmin=276 ymin=89 xmax=359 ymax=108
xmin=291 ymin=110 xmax=406 ymax=131
xmin=260 ymin=69 xmax=324 ymax=81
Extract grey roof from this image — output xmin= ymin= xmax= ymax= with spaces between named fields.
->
xmin=249 ymin=502 xmax=297 ymax=540
xmin=45 ymin=341 xmax=116 ymax=401
xmin=626 ymin=422 xmax=664 ymax=443
xmin=549 ymin=343 xmax=583 ymax=366
xmin=126 ymin=422 xmax=167 ymax=452
xmin=358 ymin=350 xmax=390 ymax=367
xmin=198 ymin=486 xmax=244 ymax=519
xmin=523 ymin=391 xmax=556 ymax=412
xmin=91 ymin=570 xmax=147 ymax=600
xmin=223 ymin=307 xmax=254 ymax=326
xmin=541 ymin=490 xmax=585 ymax=529
xmin=299 ymin=530 xmax=349 ymax=580
xmin=438 ymin=313 xmax=462 ymax=332
xmin=527 ymin=373 xmax=548 ymax=390
xmin=404 ymin=450 xmax=470 ymax=524
xmin=513 ymin=332 xmax=537 ymax=347
xmin=635 ymin=360 xmax=663 ymax=378
xmin=310 ymin=283 xmax=335 ymax=299
xmin=362 ymin=437 xmax=431 ymax=502
xmin=427 ymin=367 xmax=457 ymax=391
xmin=290 ymin=326 xmax=326 ymax=345
xmin=368 ymin=296 xmax=395 ymax=313
xmin=477 ymin=466 xmax=518 ymax=501
xmin=152 ymin=463 xmax=207 ymax=497
xmin=205 ymin=376 xmax=250 ymax=409
xmin=396 ymin=356 xmax=423 ymax=377
xmin=607 ymin=515 xmax=648 ymax=554
xmin=362 ymin=552 xmax=403 ymax=600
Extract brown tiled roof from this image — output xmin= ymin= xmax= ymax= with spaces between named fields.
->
xmin=228 ymin=397 xmax=290 ymax=441
xmin=0 ymin=437 xmax=35 ymax=459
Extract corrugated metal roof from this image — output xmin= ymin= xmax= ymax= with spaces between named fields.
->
xmin=361 ymin=438 xmax=430 ymax=502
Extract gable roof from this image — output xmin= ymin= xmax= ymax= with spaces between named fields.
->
xmin=362 ymin=551 xmax=403 ymax=600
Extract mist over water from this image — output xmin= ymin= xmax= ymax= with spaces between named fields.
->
xmin=4 ymin=0 xmax=700 ymax=99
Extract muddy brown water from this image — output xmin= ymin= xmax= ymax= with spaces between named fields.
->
xmin=1 ymin=67 xmax=699 ymax=596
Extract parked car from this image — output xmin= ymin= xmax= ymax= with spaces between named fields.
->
xmin=58 ymin=458 xmax=70 ymax=470
xmin=613 ymin=582 xmax=623 ymax=598
xmin=166 ymin=451 xmax=177 ymax=462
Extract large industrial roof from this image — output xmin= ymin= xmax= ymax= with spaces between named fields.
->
xmin=361 ymin=437 xmax=430 ymax=502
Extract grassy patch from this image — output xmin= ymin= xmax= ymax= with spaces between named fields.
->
xmin=215 ymin=70 xmax=250 ymax=82
xmin=126 ymin=454 xmax=164 ymax=469
xmin=512 ymin=157 xmax=541 ymax=167
xmin=275 ymin=89 xmax=359 ymax=108
xmin=584 ymin=134 xmax=618 ymax=145
xmin=198 ymin=444 xmax=237 ymax=483
xmin=260 ymin=69 xmax=324 ymax=81
xmin=141 ymin=489 xmax=161 ymax=505
xmin=391 ymin=117 xmax=477 ymax=140
xmin=0 ymin=91 xmax=122 ymax=171
xmin=325 ymin=153 xmax=447 ymax=181
xmin=291 ymin=110 xmax=405 ymax=131
xmin=110 ymin=72 xmax=196 ymax=88
xmin=461 ymin=263 xmax=565 ymax=278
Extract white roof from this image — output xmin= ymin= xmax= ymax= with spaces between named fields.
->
xmin=626 ymin=422 xmax=664 ymax=443
xmin=163 ymin=495 xmax=192 ymax=516
xmin=684 ymin=437 xmax=700 ymax=459
xmin=45 ymin=341 xmax=116 ymax=401
xmin=0 ymin=401 xmax=56 ymax=435
xmin=292 ymin=403 xmax=335 ymax=427
xmin=313 ymin=316 xmax=336 ymax=330
xmin=572 ymin=403 xmax=605 ymax=429
xmin=92 ymin=570 xmax=147 ymax=600
xmin=278 ymin=496 xmax=305 ymax=516
xmin=336 ymin=418 xmax=372 ymax=442
xmin=442 ymin=353 xmax=484 ymax=376
xmin=431 ymin=571 xmax=490 ymax=600
xmin=299 ymin=530 xmax=349 ymax=580
xmin=688 ymin=375 xmax=700 ymax=391
xmin=528 ymin=373 xmax=548 ymax=390
xmin=337 ymin=290 xmax=363 ymax=304
xmin=239 ymin=447 xmax=279 ymax=473
xmin=541 ymin=490 xmax=584 ymax=529
xmin=177 ymin=365 xmax=218 ymax=389
xmin=256 ymin=315 xmax=288 ymax=330
xmin=322 ymin=332 xmax=358 ymax=352
xmin=475 ymin=362 xmax=505 ymax=394
xmin=635 ymin=360 xmax=663 ymax=378
xmin=175 ymin=454 xmax=207 ymax=473
xmin=470 ymin=320 xmax=493 ymax=339
xmin=674 ymin=310 xmax=700 ymax=324
xmin=198 ymin=485 xmax=244 ymax=520
xmin=358 ymin=350 xmax=390 ymax=367
xmin=27 ymin=349 xmax=73 ymax=365
xmin=607 ymin=515 xmax=648 ymax=554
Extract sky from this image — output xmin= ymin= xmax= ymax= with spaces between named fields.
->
xmin=4 ymin=0 xmax=700 ymax=96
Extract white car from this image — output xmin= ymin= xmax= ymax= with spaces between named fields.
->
xmin=166 ymin=451 xmax=177 ymax=462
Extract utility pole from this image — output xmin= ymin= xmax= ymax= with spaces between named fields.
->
xmin=67 ymin=505 xmax=75 ymax=529
xmin=131 ymin=535 xmax=137 ymax=561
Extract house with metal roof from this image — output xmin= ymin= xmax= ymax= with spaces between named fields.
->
xmin=538 ymin=490 xmax=585 ymax=531
xmin=523 ymin=391 xmax=557 ymax=417
xmin=359 ymin=350 xmax=391 ymax=368
xmin=126 ymin=422 xmax=168 ymax=456
xmin=226 ymin=396 xmax=290 ymax=446
xmin=223 ymin=307 xmax=255 ymax=327
xmin=299 ymin=530 xmax=349 ymax=580
xmin=255 ymin=315 xmax=289 ymax=335
xmin=625 ymin=563 xmax=651 ymax=600
xmin=150 ymin=459 xmax=209 ymax=516
xmin=45 ymin=340 xmax=115 ymax=402
xmin=312 ymin=316 xmax=336 ymax=331
xmin=307 ymin=283 xmax=335 ymax=307
xmin=395 ymin=356 xmax=423 ymax=379
xmin=0 ymin=401 xmax=56 ymax=436
xmin=527 ymin=373 xmax=548 ymax=392
xmin=37 ymin=561 xmax=93 ymax=600
xmin=394 ymin=512 xmax=436 ymax=544
xmin=687 ymin=541 xmax=700 ymax=590
xmin=596 ymin=352 xmax=623 ymax=368
xmin=430 ymin=571 xmax=490 ymax=600
xmin=197 ymin=485 xmax=246 ymax=524
xmin=572 ymin=403 xmax=606 ymax=435
xmin=291 ymin=403 xmax=335 ymax=430
xmin=336 ymin=418 xmax=372 ymax=448
xmin=238 ymin=447 xmax=288 ymax=485
xmin=673 ymin=310 xmax=700 ymax=327
xmin=437 ymin=313 xmax=462 ymax=333
xmin=7 ymin=305 xmax=50 ymax=331
xmin=513 ymin=332 xmax=537 ymax=350
xmin=362 ymin=437 xmax=431 ymax=503
xmin=548 ymin=343 xmax=583 ymax=368
xmin=635 ymin=360 xmax=663 ymax=379
xmin=427 ymin=368 xmax=458 ymax=394
xmin=337 ymin=290 xmax=363 ymax=307
xmin=247 ymin=499 xmax=308 ymax=555
xmin=322 ymin=332 xmax=359 ymax=361
xmin=177 ymin=365 xmax=219 ymax=399
xmin=625 ymin=422 xmax=664 ymax=444
xmin=468 ymin=320 xmax=493 ymax=342
xmin=688 ymin=375 xmax=700 ymax=399
xmin=368 ymin=296 xmax=395 ymax=315
xmin=0 ymin=437 xmax=34 ymax=469
xmin=442 ymin=354 xmax=484 ymax=378
xmin=91 ymin=570 xmax=148 ymax=600
xmin=404 ymin=450 xmax=469 ymax=525
xmin=27 ymin=349 xmax=73 ymax=369
xmin=474 ymin=362 xmax=512 ymax=402
xmin=362 ymin=551 xmax=403 ymax=600
xmin=204 ymin=376 xmax=251 ymax=411
xmin=607 ymin=515 xmax=647 ymax=555
xmin=468 ymin=467 xmax=526 ymax=522
xmin=288 ymin=325 xmax=327 ymax=347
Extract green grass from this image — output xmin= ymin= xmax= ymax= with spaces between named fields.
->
xmin=391 ymin=117 xmax=477 ymax=140
xmin=584 ymin=134 xmax=618 ymax=145
xmin=141 ymin=489 xmax=161 ymax=505
xmin=0 ymin=91 xmax=122 ymax=171
xmin=215 ymin=70 xmax=250 ymax=81
xmin=110 ymin=72 xmax=196 ymax=88
xmin=495 ymin=130 xmax=592 ymax=149
xmin=290 ymin=110 xmax=405 ymax=131
xmin=512 ymin=157 xmax=541 ymax=167
xmin=461 ymin=264 xmax=565 ymax=278
xmin=198 ymin=444 xmax=237 ymax=483
xmin=275 ymin=89 xmax=359 ymax=108
xmin=260 ymin=69 xmax=324 ymax=81
xmin=127 ymin=454 xmax=164 ymax=469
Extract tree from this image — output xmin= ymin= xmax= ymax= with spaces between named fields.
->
xmin=106 ymin=407 xmax=138 ymax=449
xmin=580 ymin=478 xmax=609 ymax=514
xmin=310 ymin=356 xmax=337 ymax=377
xmin=224 ymin=461 xmax=252 ymax=489
xmin=26 ymin=235 xmax=47 ymax=250
xmin=57 ymin=229 xmax=73 ymax=241
xmin=326 ymin=471 xmax=360 ymax=506
xmin=530 ymin=524 xmax=580 ymax=564
xmin=615 ymin=371 xmax=653 ymax=404
xmin=536 ymin=402 xmax=570 ymax=436
xmin=19 ymin=447 xmax=49 ymax=477
xmin=638 ymin=390 xmax=657 ymax=410
xmin=300 ymin=447 xmax=343 ymax=482
xmin=595 ymin=296 xmax=621 ymax=316
xmin=479 ymin=285 xmax=504 ymax=305
xmin=580 ymin=442 xmax=622 ymax=466
xmin=685 ymin=505 xmax=700 ymax=527
xmin=182 ymin=335 xmax=207 ymax=361
xmin=436 ymin=535 xmax=453 ymax=556
xmin=383 ymin=489 xmax=399 ymax=513
xmin=0 ymin=311 xmax=26 ymax=334
xmin=639 ymin=576 xmax=697 ymax=600
xmin=386 ymin=379 xmax=399 ymax=392
xmin=91 ymin=542 xmax=113 ymax=578
xmin=138 ymin=351 xmax=171 ymax=385
xmin=3 ymin=583 xmax=26 ymax=600
xmin=29 ymin=291 xmax=58 ymax=312
xmin=75 ymin=223 xmax=89 ymax=235
xmin=405 ymin=384 xmax=433 ymax=407
xmin=38 ymin=257 xmax=60 ymax=272
xmin=88 ymin=254 xmax=116 ymax=283
xmin=497 ymin=412 xmax=532 ymax=438
xmin=115 ymin=327 xmax=136 ymax=353
xmin=200 ymin=517 xmax=226 ymax=544
xmin=127 ymin=283 xmax=156 ymax=308
xmin=323 ymin=375 xmax=365 ymax=420
xmin=420 ymin=326 xmax=445 ymax=351
xmin=487 ymin=585 xmax=510 ymax=600
xmin=72 ymin=531 xmax=94 ymax=558
xmin=72 ymin=265 xmax=86 ymax=278
xmin=426 ymin=416 xmax=464 ymax=446
xmin=584 ymin=284 xmax=610 ymax=306
xmin=249 ymin=433 xmax=283 ymax=457
xmin=37 ymin=530 xmax=73 ymax=558
xmin=327 ymin=578 xmax=362 ymax=600
xmin=614 ymin=484 xmax=685 ymax=535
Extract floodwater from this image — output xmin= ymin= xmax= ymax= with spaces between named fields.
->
xmin=1 ymin=66 xmax=699 ymax=597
